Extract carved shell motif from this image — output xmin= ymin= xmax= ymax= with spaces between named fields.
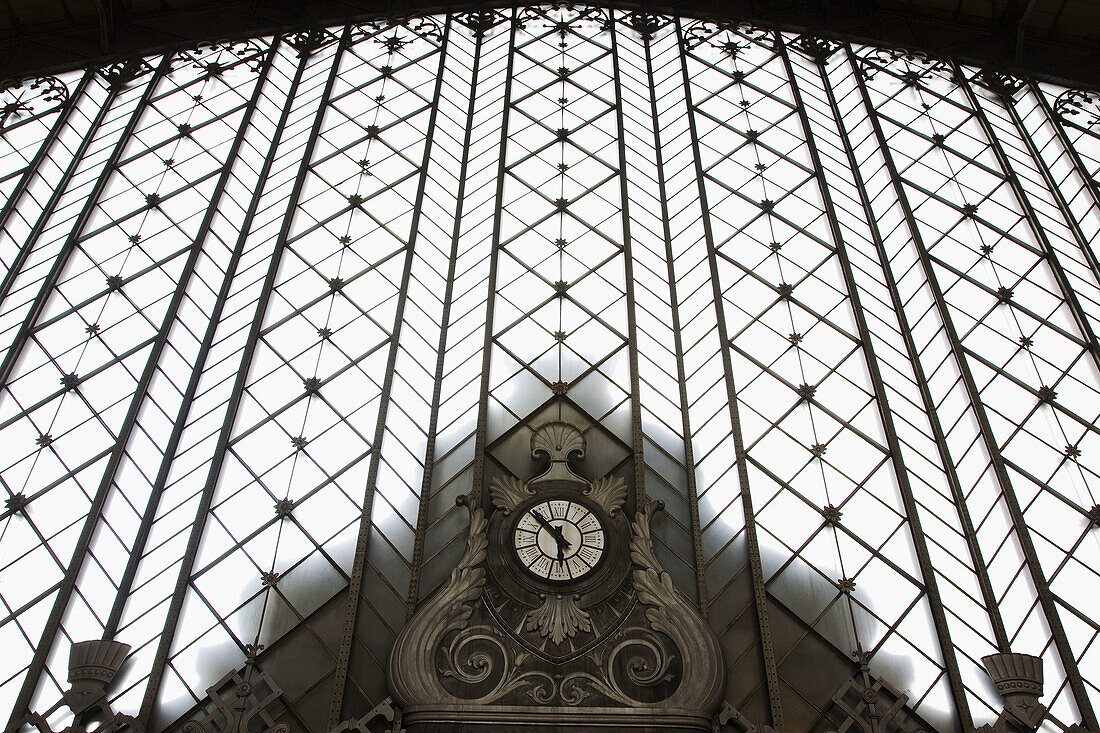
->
xmin=530 ymin=421 xmax=585 ymax=462
xmin=529 ymin=421 xmax=588 ymax=488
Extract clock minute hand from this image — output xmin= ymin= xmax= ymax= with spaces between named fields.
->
xmin=532 ymin=510 xmax=571 ymax=549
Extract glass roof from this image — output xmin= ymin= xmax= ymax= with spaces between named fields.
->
xmin=1 ymin=7 xmax=1099 ymax=732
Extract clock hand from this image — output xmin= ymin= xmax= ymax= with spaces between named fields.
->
xmin=531 ymin=509 xmax=555 ymax=532
xmin=532 ymin=510 xmax=571 ymax=550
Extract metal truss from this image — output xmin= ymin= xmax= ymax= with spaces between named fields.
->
xmin=1 ymin=7 xmax=1100 ymax=733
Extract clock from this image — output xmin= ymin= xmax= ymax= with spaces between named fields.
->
xmin=512 ymin=498 xmax=605 ymax=582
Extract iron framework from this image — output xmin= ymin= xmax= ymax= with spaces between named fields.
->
xmin=0 ymin=7 xmax=1100 ymax=733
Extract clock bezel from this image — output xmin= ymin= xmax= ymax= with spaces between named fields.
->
xmin=487 ymin=486 xmax=631 ymax=606
xmin=510 ymin=496 xmax=607 ymax=583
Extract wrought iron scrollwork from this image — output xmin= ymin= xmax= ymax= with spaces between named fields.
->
xmin=790 ymin=35 xmax=843 ymax=64
xmin=625 ymin=12 xmax=671 ymax=41
xmin=1053 ymin=88 xmax=1100 ymax=131
xmin=974 ymin=69 xmax=1026 ymax=100
xmin=515 ymin=4 xmax=607 ymax=36
xmin=350 ymin=15 xmax=444 ymax=47
xmin=99 ymin=59 xmax=152 ymax=89
xmin=285 ymin=28 xmax=338 ymax=58
xmin=187 ymin=39 xmax=267 ymax=74
xmin=859 ymin=46 xmax=952 ymax=83
xmin=0 ymin=76 xmax=68 ymax=133
xmin=454 ymin=10 xmax=503 ymax=38
xmin=681 ymin=20 xmax=773 ymax=52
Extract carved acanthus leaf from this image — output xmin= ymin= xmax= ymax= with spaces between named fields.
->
xmin=586 ymin=475 xmax=627 ymax=516
xmin=629 ymin=500 xmax=663 ymax=572
xmin=524 ymin=594 xmax=592 ymax=645
xmin=627 ymin=500 xmax=725 ymax=712
xmin=442 ymin=502 xmax=489 ymax=635
xmin=388 ymin=494 xmax=490 ymax=707
xmin=489 ymin=474 xmax=531 ymax=515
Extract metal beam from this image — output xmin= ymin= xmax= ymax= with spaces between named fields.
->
xmin=326 ymin=18 xmax=452 ymax=727
xmin=608 ymin=11 xmax=648 ymax=507
xmin=0 ymin=69 xmax=91 ymax=300
xmin=807 ymin=42 xmax=1012 ymax=657
xmin=1021 ymin=83 xmax=1100 ymax=294
xmin=405 ymin=16 xmax=487 ymax=616
xmin=640 ymin=16 xmax=709 ymax=614
xmin=0 ymin=62 xmax=149 ymax=379
xmin=4 ymin=54 xmax=171 ymax=730
xmin=956 ymin=63 xmax=1100 ymax=381
xmin=467 ymin=8 xmax=517 ymax=510
xmin=849 ymin=43 xmax=1100 ymax=731
xmin=675 ymin=18 xmax=784 ymax=729
xmin=7 ymin=40 xmax=277 ymax=726
xmin=779 ymin=36 xmax=975 ymax=730
xmin=137 ymin=29 xmax=349 ymax=727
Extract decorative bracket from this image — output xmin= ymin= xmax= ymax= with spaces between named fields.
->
xmin=5 ymin=640 xmax=139 ymax=733
xmin=328 ymin=698 xmax=403 ymax=733
xmin=978 ymin=653 xmax=1047 ymax=733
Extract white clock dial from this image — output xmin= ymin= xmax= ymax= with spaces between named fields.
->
xmin=513 ymin=498 xmax=605 ymax=582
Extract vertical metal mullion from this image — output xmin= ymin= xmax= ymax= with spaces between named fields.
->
xmin=326 ymin=20 xmax=452 ymax=728
xmin=406 ymin=19 xmax=485 ymax=615
xmin=1030 ymin=82 xmax=1100 ymax=226
xmin=849 ymin=44 xmax=1099 ymax=731
xmin=641 ymin=24 xmax=708 ymax=614
xmin=778 ymin=39 xmax=974 ymax=730
xmin=8 ymin=42 xmax=278 ymax=724
xmin=0 ymin=70 xmax=93 ymax=301
xmin=0 ymin=58 xmax=168 ymax=389
xmin=3 ymin=55 xmax=172 ymax=732
xmin=814 ymin=47 xmax=1012 ymax=655
xmin=956 ymin=65 xmax=1100 ymax=375
xmin=608 ymin=11 xmax=647 ymax=506
xmin=468 ymin=10 xmax=518 ymax=510
xmin=674 ymin=19 xmax=783 ymax=729
xmin=137 ymin=31 xmax=350 ymax=727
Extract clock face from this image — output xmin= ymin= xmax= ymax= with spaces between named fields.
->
xmin=512 ymin=498 xmax=605 ymax=582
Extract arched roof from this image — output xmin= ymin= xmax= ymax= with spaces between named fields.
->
xmin=0 ymin=0 xmax=1098 ymax=87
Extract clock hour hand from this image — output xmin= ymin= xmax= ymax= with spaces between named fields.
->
xmin=532 ymin=510 xmax=571 ymax=550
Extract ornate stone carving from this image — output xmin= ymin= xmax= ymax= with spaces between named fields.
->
xmin=528 ymin=421 xmax=587 ymax=487
xmin=387 ymin=419 xmax=724 ymax=730
xmin=524 ymin=594 xmax=592 ymax=644
xmin=488 ymin=474 xmax=532 ymax=515
xmin=5 ymin=640 xmax=139 ymax=733
xmin=387 ymin=494 xmax=488 ymax=707
xmin=586 ymin=475 xmax=627 ymax=516
xmin=979 ymin=653 xmax=1047 ymax=733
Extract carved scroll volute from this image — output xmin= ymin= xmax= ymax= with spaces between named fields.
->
xmin=630 ymin=501 xmax=725 ymax=713
xmin=388 ymin=494 xmax=488 ymax=707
